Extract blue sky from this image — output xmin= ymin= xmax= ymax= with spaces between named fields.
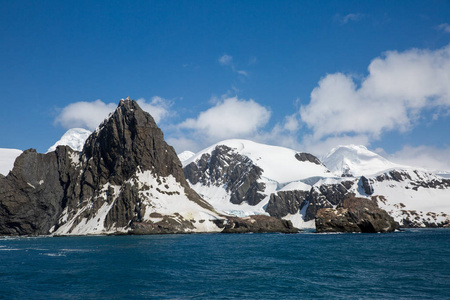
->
xmin=1 ymin=0 xmax=450 ymax=170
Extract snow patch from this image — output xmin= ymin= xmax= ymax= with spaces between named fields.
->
xmin=178 ymin=151 xmax=195 ymax=164
xmin=0 ymin=148 xmax=22 ymax=176
xmin=47 ymin=128 xmax=91 ymax=153
xmin=322 ymin=144 xmax=402 ymax=176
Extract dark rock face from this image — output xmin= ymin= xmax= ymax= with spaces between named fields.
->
xmin=265 ymin=182 xmax=355 ymax=221
xmin=359 ymin=176 xmax=374 ymax=195
xmin=129 ymin=214 xmax=196 ymax=234
xmin=265 ymin=190 xmax=308 ymax=218
xmin=0 ymin=147 xmax=77 ymax=235
xmin=303 ymin=182 xmax=355 ymax=221
xmin=214 ymin=215 xmax=298 ymax=233
xmin=82 ymin=100 xmax=187 ymax=186
xmin=183 ymin=145 xmax=266 ymax=205
xmin=295 ymin=152 xmax=323 ymax=166
xmin=315 ymin=196 xmax=398 ymax=233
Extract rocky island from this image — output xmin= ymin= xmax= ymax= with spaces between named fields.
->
xmin=0 ymin=99 xmax=297 ymax=236
xmin=1 ymin=98 xmax=449 ymax=236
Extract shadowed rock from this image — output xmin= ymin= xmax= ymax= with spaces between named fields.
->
xmin=214 ymin=215 xmax=298 ymax=233
xmin=315 ymin=196 xmax=398 ymax=233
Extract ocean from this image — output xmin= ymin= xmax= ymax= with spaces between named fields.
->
xmin=0 ymin=229 xmax=449 ymax=299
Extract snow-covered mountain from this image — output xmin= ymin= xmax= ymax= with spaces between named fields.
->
xmin=183 ymin=139 xmax=333 ymax=228
xmin=0 ymin=148 xmax=22 ymax=176
xmin=183 ymin=141 xmax=450 ymax=228
xmin=47 ymin=128 xmax=92 ymax=153
xmin=178 ymin=151 xmax=195 ymax=162
xmin=322 ymin=144 xmax=400 ymax=176
xmin=0 ymin=100 xmax=296 ymax=236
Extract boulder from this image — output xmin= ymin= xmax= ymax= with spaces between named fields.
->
xmin=214 ymin=215 xmax=298 ymax=233
xmin=315 ymin=196 xmax=398 ymax=233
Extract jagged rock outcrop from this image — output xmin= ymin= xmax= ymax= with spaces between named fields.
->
xmin=264 ymin=181 xmax=356 ymax=223
xmin=183 ymin=145 xmax=266 ymax=205
xmin=266 ymin=190 xmax=308 ymax=218
xmin=0 ymin=147 xmax=78 ymax=235
xmin=214 ymin=215 xmax=298 ymax=233
xmin=315 ymin=196 xmax=398 ymax=233
xmin=359 ymin=176 xmax=374 ymax=195
xmin=295 ymin=152 xmax=323 ymax=166
xmin=302 ymin=181 xmax=355 ymax=221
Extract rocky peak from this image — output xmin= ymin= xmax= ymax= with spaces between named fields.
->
xmin=82 ymin=99 xmax=184 ymax=186
xmin=183 ymin=145 xmax=266 ymax=205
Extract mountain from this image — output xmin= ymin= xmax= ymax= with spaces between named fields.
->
xmin=183 ymin=139 xmax=332 ymax=228
xmin=0 ymin=99 xmax=296 ymax=236
xmin=1 ymin=101 xmax=448 ymax=234
xmin=322 ymin=145 xmax=400 ymax=176
xmin=0 ymin=148 xmax=22 ymax=176
xmin=183 ymin=141 xmax=450 ymax=229
xmin=47 ymin=128 xmax=92 ymax=153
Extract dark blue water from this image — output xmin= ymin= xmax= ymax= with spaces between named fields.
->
xmin=0 ymin=229 xmax=449 ymax=299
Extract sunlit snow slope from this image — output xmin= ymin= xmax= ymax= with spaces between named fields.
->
xmin=47 ymin=128 xmax=92 ymax=153
xmin=178 ymin=151 xmax=195 ymax=162
xmin=0 ymin=148 xmax=22 ymax=176
xmin=322 ymin=145 xmax=401 ymax=176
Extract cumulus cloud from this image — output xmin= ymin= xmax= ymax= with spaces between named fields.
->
xmin=136 ymin=96 xmax=172 ymax=123
xmin=166 ymin=136 xmax=201 ymax=155
xmin=437 ymin=23 xmax=450 ymax=33
xmin=55 ymin=100 xmax=117 ymax=130
xmin=300 ymin=44 xmax=450 ymax=141
xmin=179 ymin=96 xmax=271 ymax=141
xmin=387 ymin=145 xmax=450 ymax=172
xmin=55 ymin=97 xmax=172 ymax=130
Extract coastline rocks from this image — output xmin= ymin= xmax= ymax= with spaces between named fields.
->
xmin=214 ymin=215 xmax=298 ymax=233
xmin=315 ymin=196 xmax=398 ymax=233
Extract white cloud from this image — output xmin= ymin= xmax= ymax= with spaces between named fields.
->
xmin=55 ymin=97 xmax=172 ymax=130
xmin=219 ymin=54 xmax=233 ymax=66
xmin=300 ymin=44 xmax=450 ymax=141
xmin=334 ymin=13 xmax=363 ymax=24
xmin=218 ymin=54 xmax=248 ymax=77
xmin=136 ymin=96 xmax=172 ymax=123
xmin=282 ymin=114 xmax=301 ymax=133
xmin=55 ymin=100 xmax=117 ymax=130
xmin=437 ymin=23 xmax=450 ymax=33
xmin=179 ymin=97 xmax=270 ymax=141
xmin=166 ymin=136 xmax=201 ymax=155
xmin=169 ymin=96 xmax=271 ymax=152
xmin=388 ymin=145 xmax=450 ymax=172
xmin=236 ymin=70 xmax=248 ymax=76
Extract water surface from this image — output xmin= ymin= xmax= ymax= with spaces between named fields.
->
xmin=0 ymin=229 xmax=449 ymax=299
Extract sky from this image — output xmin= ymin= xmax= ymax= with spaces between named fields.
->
xmin=1 ymin=0 xmax=450 ymax=171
